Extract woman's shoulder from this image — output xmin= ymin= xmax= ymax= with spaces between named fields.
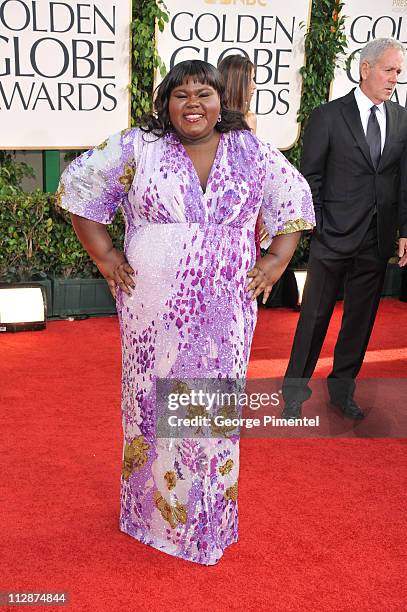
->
xmin=117 ymin=127 xmax=168 ymax=158
xmin=248 ymin=132 xmax=282 ymax=158
xmin=229 ymin=129 xmax=274 ymax=157
xmin=118 ymin=126 xmax=146 ymax=146
xmin=229 ymin=128 xmax=261 ymax=146
xmin=92 ymin=127 xmax=141 ymax=153
xmin=111 ymin=126 xmax=163 ymax=146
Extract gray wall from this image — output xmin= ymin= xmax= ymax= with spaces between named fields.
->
xmin=15 ymin=151 xmax=71 ymax=192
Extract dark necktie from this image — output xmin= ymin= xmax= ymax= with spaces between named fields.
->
xmin=366 ymin=105 xmax=381 ymax=170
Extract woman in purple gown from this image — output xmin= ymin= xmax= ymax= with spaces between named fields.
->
xmin=57 ymin=60 xmax=314 ymax=565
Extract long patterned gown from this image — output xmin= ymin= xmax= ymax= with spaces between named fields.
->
xmin=58 ymin=127 xmax=314 ymax=565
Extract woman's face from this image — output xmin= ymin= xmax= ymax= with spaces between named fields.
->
xmin=168 ymin=79 xmax=221 ymax=143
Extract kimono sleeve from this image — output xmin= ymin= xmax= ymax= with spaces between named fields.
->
xmin=260 ymin=143 xmax=315 ymax=248
xmin=55 ymin=128 xmax=140 ymax=224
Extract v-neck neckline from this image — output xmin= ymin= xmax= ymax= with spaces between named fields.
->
xmin=174 ymin=131 xmax=225 ymax=196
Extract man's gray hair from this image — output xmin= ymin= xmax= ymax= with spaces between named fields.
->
xmin=359 ymin=37 xmax=405 ymax=70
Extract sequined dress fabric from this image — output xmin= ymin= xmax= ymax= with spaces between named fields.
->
xmin=58 ymin=128 xmax=314 ymax=564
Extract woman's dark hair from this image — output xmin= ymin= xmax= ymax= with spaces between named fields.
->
xmin=217 ymin=55 xmax=255 ymax=115
xmin=141 ymin=59 xmax=249 ymax=137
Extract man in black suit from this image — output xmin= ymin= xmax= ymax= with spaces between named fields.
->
xmin=282 ymin=37 xmax=407 ymax=419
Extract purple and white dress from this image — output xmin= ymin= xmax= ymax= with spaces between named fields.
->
xmin=58 ymin=127 xmax=314 ymax=565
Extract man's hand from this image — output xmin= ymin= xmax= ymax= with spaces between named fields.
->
xmin=399 ymin=237 xmax=407 ymax=267
xmin=246 ymin=254 xmax=287 ymax=304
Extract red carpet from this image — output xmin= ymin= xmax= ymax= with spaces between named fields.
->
xmin=1 ymin=299 xmax=406 ymax=611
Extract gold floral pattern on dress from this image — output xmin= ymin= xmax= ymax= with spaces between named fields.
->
xmin=224 ymin=482 xmax=238 ymax=502
xmin=154 ymin=491 xmax=187 ymax=528
xmin=120 ymin=127 xmax=132 ymax=136
xmin=122 ymin=435 xmax=149 ymax=481
xmin=164 ymin=470 xmax=177 ymax=490
xmin=96 ymin=139 xmax=108 ymax=150
xmin=186 ymin=402 xmax=208 ymax=434
xmin=219 ymin=459 xmax=234 ymax=476
xmin=276 ymin=218 xmax=314 ymax=235
xmin=55 ymin=182 xmax=65 ymax=208
xmin=186 ymin=403 xmax=207 ymax=420
xmin=118 ymin=161 xmax=137 ymax=193
xmin=172 ymin=380 xmax=192 ymax=396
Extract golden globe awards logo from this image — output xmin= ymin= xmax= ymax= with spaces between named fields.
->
xmin=0 ymin=1 xmax=119 ymax=112
xmin=0 ymin=0 xmax=131 ymax=149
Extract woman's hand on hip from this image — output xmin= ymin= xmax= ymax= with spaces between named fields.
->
xmin=69 ymin=215 xmax=136 ymax=299
xmin=97 ymin=248 xmax=135 ymax=299
xmin=246 ymin=254 xmax=287 ymax=304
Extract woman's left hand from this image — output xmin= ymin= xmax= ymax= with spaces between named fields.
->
xmin=246 ymin=254 xmax=287 ymax=304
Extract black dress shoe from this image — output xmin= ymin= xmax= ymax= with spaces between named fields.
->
xmin=281 ymin=400 xmax=302 ymax=419
xmin=330 ymin=397 xmax=365 ymax=419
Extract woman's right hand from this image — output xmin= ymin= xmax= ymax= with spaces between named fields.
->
xmin=69 ymin=215 xmax=135 ymax=299
xmin=97 ymin=249 xmax=135 ymax=299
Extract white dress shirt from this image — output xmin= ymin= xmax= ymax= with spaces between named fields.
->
xmin=354 ymin=86 xmax=386 ymax=154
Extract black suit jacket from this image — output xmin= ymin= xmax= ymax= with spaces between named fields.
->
xmin=300 ymin=89 xmax=407 ymax=258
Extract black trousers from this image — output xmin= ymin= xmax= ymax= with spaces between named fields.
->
xmin=283 ymin=217 xmax=388 ymax=404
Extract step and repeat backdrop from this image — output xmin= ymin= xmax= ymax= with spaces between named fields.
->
xmin=0 ymin=0 xmax=132 ymax=149
xmin=0 ymin=0 xmax=406 ymax=149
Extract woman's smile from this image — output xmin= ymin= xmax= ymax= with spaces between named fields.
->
xmin=183 ymin=113 xmax=205 ymax=123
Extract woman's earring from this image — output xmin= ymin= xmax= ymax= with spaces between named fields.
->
xmin=217 ymin=114 xmax=222 ymax=123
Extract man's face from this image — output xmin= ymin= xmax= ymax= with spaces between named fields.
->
xmin=360 ymin=47 xmax=404 ymax=104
